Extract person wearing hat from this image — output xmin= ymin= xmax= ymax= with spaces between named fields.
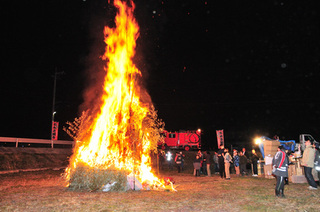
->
xmin=301 ymin=140 xmax=318 ymax=190
xmin=272 ymin=145 xmax=289 ymax=197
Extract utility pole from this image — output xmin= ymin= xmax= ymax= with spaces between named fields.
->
xmin=51 ymin=69 xmax=64 ymax=148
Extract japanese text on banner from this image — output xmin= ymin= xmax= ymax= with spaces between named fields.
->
xmin=52 ymin=121 xmax=59 ymax=140
xmin=216 ymin=130 xmax=224 ymax=148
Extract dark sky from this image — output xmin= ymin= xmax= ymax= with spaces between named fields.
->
xmin=1 ymin=0 xmax=320 ymax=149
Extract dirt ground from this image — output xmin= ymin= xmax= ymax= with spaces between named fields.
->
xmin=1 ymin=169 xmax=320 ymax=212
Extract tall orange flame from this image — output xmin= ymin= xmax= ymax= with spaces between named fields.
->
xmin=65 ymin=0 xmax=170 ymax=190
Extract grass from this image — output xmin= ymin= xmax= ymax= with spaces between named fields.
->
xmin=1 ymin=149 xmax=319 ymax=211
xmin=0 ymin=151 xmax=70 ymax=171
xmin=1 ymin=169 xmax=319 ymax=211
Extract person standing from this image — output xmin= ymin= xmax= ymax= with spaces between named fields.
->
xmin=202 ymin=151 xmax=207 ymax=175
xmin=314 ymin=142 xmax=320 ymax=185
xmin=224 ymin=148 xmax=232 ymax=180
xmin=197 ymin=150 xmax=204 ymax=175
xmin=233 ymin=150 xmax=240 ymax=176
xmin=206 ymin=151 xmax=213 ymax=177
xmin=193 ymin=154 xmax=201 ymax=177
xmin=272 ymin=146 xmax=289 ymax=197
xmin=284 ymin=150 xmax=291 ymax=185
xmin=179 ymin=151 xmax=185 ymax=172
xmin=239 ymin=151 xmax=248 ymax=176
xmin=242 ymin=147 xmax=250 ymax=171
xmin=242 ymin=147 xmax=249 ymax=158
xmin=213 ymin=152 xmax=219 ymax=174
xmin=175 ymin=152 xmax=183 ymax=173
xmin=251 ymin=149 xmax=259 ymax=177
xmin=301 ymin=140 xmax=318 ymax=190
xmin=158 ymin=150 xmax=165 ymax=170
xmin=166 ymin=151 xmax=173 ymax=170
xmin=218 ymin=145 xmax=225 ymax=178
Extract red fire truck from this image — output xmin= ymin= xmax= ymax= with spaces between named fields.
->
xmin=158 ymin=129 xmax=202 ymax=151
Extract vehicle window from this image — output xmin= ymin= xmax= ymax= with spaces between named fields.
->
xmin=305 ymin=135 xmax=315 ymax=142
xmin=169 ymin=134 xmax=176 ymax=138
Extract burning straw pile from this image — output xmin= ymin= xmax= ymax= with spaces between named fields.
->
xmin=63 ymin=0 xmax=171 ymax=192
xmin=67 ymin=164 xmax=128 ymax=192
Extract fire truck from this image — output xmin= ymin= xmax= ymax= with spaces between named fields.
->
xmin=158 ymin=129 xmax=202 ymax=151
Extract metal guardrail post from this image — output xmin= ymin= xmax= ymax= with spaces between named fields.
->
xmin=16 ymin=138 xmax=19 ymax=148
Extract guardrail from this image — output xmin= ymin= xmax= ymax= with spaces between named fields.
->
xmin=0 ymin=136 xmax=74 ymax=148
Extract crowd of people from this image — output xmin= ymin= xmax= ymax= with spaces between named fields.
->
xmin=159 ymin=140 xmax=320 ymax=197
xmin=159 ymin=146 xmax=261 ymax=179
xmin=215 ymin=146 xmax=259 ymax=179
xmin=159 ymin=146 xmax=260 ymax=179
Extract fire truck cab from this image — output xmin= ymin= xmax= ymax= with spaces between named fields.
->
xmin=158 ymin=129 xmax=201 ymax=151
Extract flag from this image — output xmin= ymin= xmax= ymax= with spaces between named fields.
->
xmin=216 ymin=130 xmax=224 ymax=148
xmin=52 ymin=121 xmax=59 ymax=140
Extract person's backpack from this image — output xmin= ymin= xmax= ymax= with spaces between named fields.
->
xmin=314 ymin=150 xmax=320 ymax=172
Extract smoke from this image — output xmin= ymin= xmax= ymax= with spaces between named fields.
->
xmin=78 ymin=1 xmax=117 ymax=116
xmin=79 ymin=0 xmax=154 ymax=116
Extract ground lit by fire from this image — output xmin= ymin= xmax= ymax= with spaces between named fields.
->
xmin=64 ymin=0 xmax=174 ymax=191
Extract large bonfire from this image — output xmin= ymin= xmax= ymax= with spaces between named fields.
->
xmin=64 ymin=0 xmax=171 ymax=191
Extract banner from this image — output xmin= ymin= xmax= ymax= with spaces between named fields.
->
xmin=52 ymin=121 xmax=59 ymax=140
xmin=216 ymin=129 xmax=224 ymax=148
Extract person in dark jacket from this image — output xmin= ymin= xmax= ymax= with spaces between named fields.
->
xmin=202 ymin=151 xmax=207 ymax=175
xmin=272 ymin=146 xmax=289 ymax=197
xmin=179 ymin=151 xmax=185 ymax=171
xmin=193 ymin=155 xmax=201 ymax=176
xmin=242 ymin=147 xmax=249 ymax=158
xmin=284 ymin=150 xmax=291 ymax=185
xmin=175 ymin=152 xmax=183 ymax=173
xmin=217 ymin=145 xmax=225 ymax=178
xmin=251 ymin=149 xmax=259 ymax=177
xmin=213 ymin=152 xmax=219 ymax=173
xmin=206 ymin=151 xmax=214 ymax=177
xmin=239 ymin=151 xmax=248 ymax=176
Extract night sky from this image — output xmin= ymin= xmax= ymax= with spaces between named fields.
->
xmin=1 ymin=0 xmax=320 ymax=150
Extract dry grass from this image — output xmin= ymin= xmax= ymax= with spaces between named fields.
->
xmin=67 ymin=164 xmax=128 ymax=192
xmin=0 ymin=149 xmax=70 ymax=171
xmin=1 ymin=169 xmax=320 ymax=212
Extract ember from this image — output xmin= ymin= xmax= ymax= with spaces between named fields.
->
xmin=64 ymin=0 xmax=174 ymax=191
